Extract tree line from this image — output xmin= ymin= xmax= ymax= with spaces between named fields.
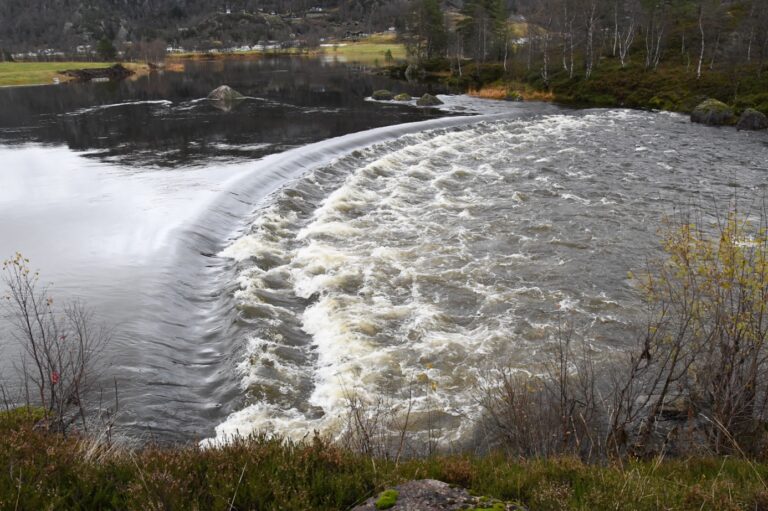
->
xmin=406 ymin=0 xmax=768 ymax=81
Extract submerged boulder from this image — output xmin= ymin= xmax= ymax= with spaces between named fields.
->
xmin=207 ymin=85 xmax=244 ymax=102
xmin=372 ymin=89 xmax=394 ymax=100
xmin=416 ymin=93 xmax=443 ymax=106
xmin=690 ymin=98 xmax=735 ymax=126
xmin=394 ymin=93 xmax=412 ymax=101
xmin=736 ymin=108 xmax=768 ymax=131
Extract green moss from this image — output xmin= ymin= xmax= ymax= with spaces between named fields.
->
xmin=393 ymin=93 xmax=412 ymax=101
xmin=372 ymin=89 xmax=394 ymax=100
xmin=467 ymin=503 xmax=507 ymax=511
xmin=695 ymin=98 xmax=730 ymax=112
xmin=375 ymin=489 xmax=399 ymax=509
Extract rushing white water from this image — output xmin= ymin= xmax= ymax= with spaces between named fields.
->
xmin=208 ymin=108 xmax=768 ymax=446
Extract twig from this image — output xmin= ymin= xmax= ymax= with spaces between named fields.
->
xmin=229 ymin=462 xmax=248 ymax=511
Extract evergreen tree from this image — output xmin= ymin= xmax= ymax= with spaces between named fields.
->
xmin=457 ymin=0 xmax=507 ymax=62
xmin=406 ymin=0 xmax=447 ymax=61
xmin=96 ymin=37 xmax=117 ymax=60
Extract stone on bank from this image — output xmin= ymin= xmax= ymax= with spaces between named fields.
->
xmin=736 ymin=108 xmax=768 ymax=131
xmin=690 ymin=98 xmax=735 ymax=126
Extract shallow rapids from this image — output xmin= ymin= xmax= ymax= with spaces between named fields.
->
xmin=209 ymin=109 xmax=768 ymax=445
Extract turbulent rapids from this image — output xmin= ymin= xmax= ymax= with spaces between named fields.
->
xmin=209 ymin=109 xmax=768 ymax=445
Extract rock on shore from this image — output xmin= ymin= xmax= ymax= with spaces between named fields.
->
xmin=690 ymin=99 xmax=735 ymax=126
xmin=352 ymin=480 xmax=526 ymax=511
xmin=736 ymin=108 xmax=768 ymax=131
xmin=60 ymin=64 xmax=134 ymax=82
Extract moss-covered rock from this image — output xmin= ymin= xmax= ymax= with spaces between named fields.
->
xmin=690 ymin=98 xmax=735 ymax=126
xmin=416 ymin=93 xmax=443 ymax=106
xmin=372 ymin=89 xmax=394 ymax=101
xmin=736 ymin=108 xmax=768 ymax=131
xmin=505 ymin=90 xmax=523 ymax=102
xmin=394 ymin=93 xmax=412 ymax=101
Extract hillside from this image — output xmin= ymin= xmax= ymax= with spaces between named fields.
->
xmin=0 ymin=0 xmax=411 ymax=53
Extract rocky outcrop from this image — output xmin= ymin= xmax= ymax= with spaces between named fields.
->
xmin=394 ymin=93 xmax=412 ymax=101
xmin=690 ymin=99 xmax=735 ymax=126
xmin=60 ymin=64 xmax=134 ymax=82
xmin=207 ymin=85 xmax=245 ymax=102
xmin=372 ymin=89 xmax=394 ymax=101
xmin=416 ymin=93 xmax=443 ymax=106
xmin=736 ymin=108 xmax=768 ymax=131
xmin=352 ymin=480 xmax=526 ymax=511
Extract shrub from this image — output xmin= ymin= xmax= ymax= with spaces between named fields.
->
xmin=612 ymin=208 xmax=768 ymax=457
xmin=2 ymin=253 xmax=111 ymax=434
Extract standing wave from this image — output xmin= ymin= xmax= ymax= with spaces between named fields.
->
xmin=206 ymin=108 xmax=768 ymax=446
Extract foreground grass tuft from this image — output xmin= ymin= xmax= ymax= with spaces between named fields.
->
xmin=2 ymin=409 xmax=768 ymax=510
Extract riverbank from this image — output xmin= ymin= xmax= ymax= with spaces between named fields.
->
xmin=0 ymin=61 xmax=150 ymax=87
xmin=420 ymin=58 xmax=768 ymax=116
xmin=2 ymin=408 xmax=767 ymax=510
xmin=167 ymin=41 xmax=407 ymax=65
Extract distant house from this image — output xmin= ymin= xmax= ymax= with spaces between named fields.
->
xmin=344 ymin=31 xmax=367 ymax=40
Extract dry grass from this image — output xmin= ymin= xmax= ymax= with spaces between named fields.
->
xmin=468 ymin=83 xmax=555 ymax=102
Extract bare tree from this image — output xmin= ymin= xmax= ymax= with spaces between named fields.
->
xmin=2 ymin=253 xmax=111 ymax=434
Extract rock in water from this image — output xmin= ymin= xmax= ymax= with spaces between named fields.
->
xmin=690 ymin=98 xmax=735 ymax=126
xmin=207 ymin=85 xmax=245 ymax=102
xmin=736 ymin=108 xmax=768 ymax=131
xmin=394 ymin=93 xmax=412 ymax=101
xmin=372 ymin=89 xmax=394 ymax=100
xmin=416 ymin=93 xmax=443 ymax=107
xmin=352 ymin=480 xmax=527 ymax=511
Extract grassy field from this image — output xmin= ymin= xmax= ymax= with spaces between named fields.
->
xmin=320 ymin=42 xmax=407 ymax=64
xmin=0 ymin=61 xmax=148 ymax=87
xmin=2 ymin=408 xmax=768 ymax=510
xmin=167 ymin=41 xmax=408 ymax=65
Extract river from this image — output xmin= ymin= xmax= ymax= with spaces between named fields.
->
xmin=0 ymin=57 xmax=766 ymax=444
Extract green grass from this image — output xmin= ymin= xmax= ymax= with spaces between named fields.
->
xmin=167 ymin=39 xmax=408 ymax=65
xmin=0 ymin=61 xmax=143 ymax=87
xmin=321 ymin=42 xmax=407 ymax=64
xmin=2 ymin=409 xmax=768 ymax=510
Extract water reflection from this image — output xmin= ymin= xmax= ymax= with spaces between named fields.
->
xmin=0 ymin=57 xmax=451 ymax=167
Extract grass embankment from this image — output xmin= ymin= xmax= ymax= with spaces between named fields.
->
xmin=321 ymin=42 xmax=407 ymax=64
xmin=449 ymin=58 xmax=768 ymax=115
xmin=2 ymin=408 xmax=768 ymax=510
xmin=168 ymin=42 xmax=407 ymax=65
xmin=167 ymin=33 xmax=406 ymax=64
xmin=0 ymin=61 xmax=149 ymax=87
